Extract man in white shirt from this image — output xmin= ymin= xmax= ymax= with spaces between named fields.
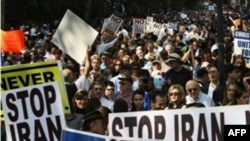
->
xmin=185 ymin=80 xmax=215 ymax=107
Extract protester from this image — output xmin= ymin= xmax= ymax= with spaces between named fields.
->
xmin=91 ymin=81 xmax=114 ymax=111
xmin=82 ymin=110 xmax=105 ymax=135
xmin=113 ymin=98 xmax=129 ymax=113
xmin=185 ymin=80 xmax=215 ymax=107
xmin=115 ymin=75 xmax=134 ymax=110
xmin=71 ymin=89 xmax=89 ymax=115
xmin=130 ymin=89 xmax=145 ymax=111
xmin=166 ymin=84 xmax=187 ymax=109
xmin=150 ymin=89 xmax=167 ymax=110
xmin=216 ymin=82 xmax=239 ymax=106
xmin=163 ymin=52 xmax=193 ymax=93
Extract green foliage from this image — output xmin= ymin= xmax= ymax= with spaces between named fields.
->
xmin=2 ymin=0 xmax=203 ymax=29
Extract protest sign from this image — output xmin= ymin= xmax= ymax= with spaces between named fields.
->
xmin=146 ymin=16 xmax=154 ymax=31
xmin=1 ymin=61 xmax=70 ymax=121
xmin=132 ymin=18 xmax=146 ymax=36
xmin=1 ymin=29 xmax=25 ymax=53
xmin=234 ymin=30 xmax=250 ymax=63
xmin=101 ymin=14 xmax=123 ymax=35
xmin=109 ymin=105 xmax=250 ymax=141
xmin=51 ymin=9 xmax=98 ymax=65
xmin=2 ymin=82 xmax=66 ymax=141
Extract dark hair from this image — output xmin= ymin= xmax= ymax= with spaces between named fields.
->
xmin=130 ymin=89 xmax=145 ymax=111
xmin=113 ymin=99 xmax=128 ymax=113
xmin=186 ymin=103 xmax=205 ymax=108
xmin=72 ymin=89 xmax=88 ymax=110
xmin=232 ymin=88 xmax=245 ymax=104
xmin=151 ymin=89 xmax=165 ymax=102
xmin=84 ymin=98 xmax=101 ymax=115
xmin=83 ymin=110 xmax=104 ymax=131
xmin=104 ymin=80 xmax=115 ymax=87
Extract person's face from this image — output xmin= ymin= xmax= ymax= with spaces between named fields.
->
xmin=91 ymin=59 xmax=100 ymax=70
xmin=236 ymin=92 xmax=249 ymax=105
xmin=203 ymin=53 xmax=212 ymax=62
xmin=169 ymin=88 xmax=181 ymax=103
xmin=226 ymin=84 xmax=237 ymax=101
xmin=151 ymin=95 xmax=167 ymax=110
xmin=147 ymin=43 xmax=154 ymax=52
xmin=234 ymin=58 xmax=244 ymax=68
xmin=165 ymin=45 xmax=174 ymax=54
xmin=192 ymin=41 xmax=199 ymax=50
xmin=122 ymin=58 xmax=130 ymax=64
xmin=93 ymin=84 xmax=104 ymax=99
xmin=136 ymin=50 xmax=144 ymax=59
xmin=186 ymin=81 xmax=200 ymax=99
xmin=75 ymin=96 xmax=88 ymax=109
xmin=243 ymin=77 xmax=250 ymax=92
xmin=168 ymin=61 xmax=179 ymax=69
xmin=208 ymin=67 xmax=219 ymax=82
xmin=105 ymin=86 xmax=115 ymax=97
xmin=119 ymin=81 xmax=131 ymax=91
xmin=91 ymin=119 xmax=105 ymax=135
xmin=133 ymin=94 xmax=144 ymax=110
xmin=118 ymin=49 xmax=125 ymax=56
xmin=101 ymin=55 xmax=109 ymax=64
xmin=229 ymin=69 xmax=240 ymax=81
xmin=114 ymin=61 xmax=122 ymax=71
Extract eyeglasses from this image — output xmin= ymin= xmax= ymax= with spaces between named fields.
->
xmin=169 ymin=92 xmax=180 ymax=96
xmin=101 ymin=57 xmax=107 ymax=60
xmin=187 ymin=88 xmax=198 ymax=93
xmin=115 ymin=64 xmax=122 ymax=66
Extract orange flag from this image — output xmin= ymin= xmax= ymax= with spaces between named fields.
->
xmin=1 ymin=29 xmax=25 ymax=53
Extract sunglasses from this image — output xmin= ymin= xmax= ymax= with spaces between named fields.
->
xmin=115 ymin=64 xmax=122 ymax=66
xmin=169 ymin=92 xmax=180 ymax=96
xmin=188 ymin=88 xmax=198 ymax=93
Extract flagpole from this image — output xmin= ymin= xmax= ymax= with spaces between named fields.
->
xmin=216 ymin=0 xmax=225 ymax=80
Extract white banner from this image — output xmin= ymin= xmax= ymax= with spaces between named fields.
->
xmin=2 ymin=82 xmax=66 ymax=141
xmin=109 ymin=105 xmax=250 ymax=141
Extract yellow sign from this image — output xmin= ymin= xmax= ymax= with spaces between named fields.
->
xmin=1 ymin=61 xmax=70 ymax=121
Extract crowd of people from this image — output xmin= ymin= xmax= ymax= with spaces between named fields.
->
xmin=1 ymin=3 xmax=250 ymax=137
